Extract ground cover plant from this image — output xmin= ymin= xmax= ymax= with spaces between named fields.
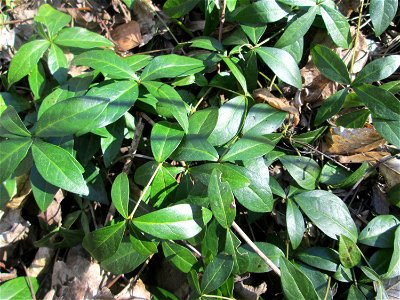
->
xmin=0 ymin=0 xmax=399 ymax=299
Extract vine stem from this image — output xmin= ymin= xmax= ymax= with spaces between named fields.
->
xmin=218 ymin=0 xmax=227 ymax=42
xmin=232 ymin=222 xmax=281 ymax=277
xmin=349 ymin=0 xmax=365 ymax=75
xmin=128 ymin=162 xmax=163 ymax=219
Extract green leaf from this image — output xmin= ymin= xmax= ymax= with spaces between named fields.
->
xmin=208 ymin=96 xmax=246 ymax=146
xmin=7 ymin=39 xmax=50 ymax=86
xmin=162 ymin=241 xmax=197 ymax=273
xmin=292 ymin=127 xmax=327 ymax=145
xmin=220 ymin=55 xmax=248 ymax=94
xmin=143 ymin=81 xmax=189 ymax=132
xmin=151 ymin=121 xmax=184 ymax=162
xmin=0 ymin=277 xmax=39 ymax=300
xmin=163 ymin=0 xmax=200 ymax=18
xmin=238 ymin=242 xmax=283 ymax=273
xmin=242 ymin=103 xmax=286 ymax=136
xmin=132 ymin=204 xmax=212 ymax=240
xmin=81 ymin=80 xmax=138 ymax=132
xmin=275 ymin=6 xmax=317 ymax=48
xmin=336 ymin=109 xmax=370 ymax=128
xmin=30 ymin=165 xmax=58 ymax=212
xmin=333 ymin=162 xmax=369 ymax=189
xmin=32 ymin=139 xmax=88 ymax=195
xmin=233 ymin=157 xmax=274 ymax=213
xmin=151 ymin=164 xmax=179 ymax=207
xmin=277 ymin=0 xmax=316 ymax=6
xmin=208 ymin=169 xmax=236 ymax=228
xmin=282 ymin=38 xmax=304 ymax=64
xmin=82 ymin=221 xmax=126 ymax=261
xmin=141 ymin=54 xmax=204 ymax=81
xmin=311 ymin=44 xmax=350 ymax=84
xmin=320 ymin=4 xmax=351 ymax=48
xmin=47 ymin=44 xmax=68 ymax=84
xmin=129 ymin=224 xmax=159 ymax=256
xmin=353 ymin=55 xmax=400 ymax=85
xmin=294 ymin=190 xmax=358 ymax=242
xmin=28 ymin=62 xmax=46 ymax=100
xmin=54 ymin=27 xmax=114 ymax=49
xmin=279 ymin=156 xmax=321 ymax=190
xmin=73 ymin=50 xmax=137 ymax=80
xmin=384 ymin=226 xmax=400 ymax=278
xmin=233 ymin=0 xmax=289 ymax=24
xmin=101 ymin=118 xmax=125 ymax=167
xmin=0 ymin=138 xmax=32 ymax=182
xmin=35 ymin=96 xmax=109 ymax=137
xmin=280 ymin=257 xmax=320 ymax=300
xmin=370 ymin=0 xmax=399 ymax=36
xmin=374 ymin=118 xmax=400 ymax=149
xmin=319 ymin=162 xmax=351 ymax=186
xmin=299 ymin=264 xmax=333 ymax=300
xmin=358 ymin=215 xmax=399 ymax=248
xmin=101 ymin=237 xmax=148 ymax=274
xmin=339 ymin=235 xmax=361 ymax=268
xmin=201 ymin=254 xmax=234 ymax=293
xmin=124 ymin=54 xmax=152 ymax=71
xmin=297 ymin=247 xmax=340 ymax=272
xmin=190 ymin=36 xmax=224 ymax=52
xmin=221 ymin=136 xmax=276 ymax=161
xmin=0 ymin=106 xmax=31 ymax=137
xmin=172 ymin=134 xmax=219 ymax=162
xmin=111 ymin=173 xmax=130 ymax=219
xmin=347 ymin=285 xmax=367 ymax=300
xmin=314 ymin=89 xmax=348 ymax=125
xmin=34 ymin=4 xmax=71 ymax=37
xmin=241 ymin=24 xmax=267 ymax=44
xmin=255 ymin=47 xmax=302 ymax=89
xmin=286 ymin=198 xmax=304 ymax=249
xmin=188 ymin=108 xmax=218 ymax=136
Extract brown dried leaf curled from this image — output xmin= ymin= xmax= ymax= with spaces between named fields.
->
xmin=111 ymin=21 xmax=142 ymax=51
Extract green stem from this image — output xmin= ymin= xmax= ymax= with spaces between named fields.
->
xmin=255 ymin=28 xmax=284 ymax=48
xmin=350 ymin=0 xmax=365 ymax=75
xmin=323 ymin=276 xmax=331 ymax=300
xmin=128 ymin=162 xmax=162 ymax=219
xmin=191 ymin=87 xmax=213 ymax=115
xmin=259 ymin=72 xmax=284 ymax=96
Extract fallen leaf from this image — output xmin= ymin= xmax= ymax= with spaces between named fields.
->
xmin=0 ymin=209 xmax=30 ymax=248
xmin=234 ymin=280 xmax=267 ymax=300
xmin=323 ymin=126 xmax=386 ymax=155
xmin=133 ymin=0 xmax=156 ymax=47
xmin=116 ymin=279 xmax=151 ymax=300
xmin=384 ymin=276 xmax=400 ymax=299
xmin=337 ymin=151 xmax=390 ymax=164
xmin=371 ymin=184 xmax=390 ymax=214
xmin=337 ymin=0 xmax=360 ymax=17
xmin=37 ymin=190 xmax=63 ymax=227
xmin=26 ymin=247 xmax=55 ymax=277
xmin=379 ymin=157 xmax=400 ymax=189
xmin=111 ymin=21 xmax=142 ymax=51
xmin=6 ymin=173 xmax=31 ymax=210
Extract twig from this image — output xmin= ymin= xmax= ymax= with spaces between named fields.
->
xmin=232 ymin=222 xmax=281 ymax=276
xmin=122 ymin=116 xmax=144 ymax=173
xmin=20 ymin=262 xmax=36 ymax=300
xmin=140 ymin=112 xmax=156 ymax=126
xmin=218 ymin=0 xmax=227 ymax=42
xmin=0 ymin=18 xmax=33 ymax=26
xmin=350 ymin=0 xmax=365 ymax=75
xmin=89 ymin=203 xmax=98 ymax=230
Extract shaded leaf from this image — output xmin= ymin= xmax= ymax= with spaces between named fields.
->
xmin=0 ymin=106 xmax=31 ymax=137
xmin=111 ymin=173 xmax=130 ymax=218
xmin=339 ymin=235 xmax=361 ymax=268
xmin=201 ymin=254 xmax=234 ymax=293
xmin=162 ymin=241 xmax=197 ymax=273
xmin=370 ymin=0 xmax=399 ymax=36
xmin=280 ymin=156 xmax=321 ymax=190
xmin=359 ymin=215 xmax=400 ymax=248
xmin=0 ymin=138 xmax=32 ymax=182
xmin=151 ymin=121 xmax=184 ymax=162
xmin=286 ymin=198 xmax=304 ymax=249
xmin=30 ymin=165 xmax=58 ymax=212
xmin=320 ymin=4 xmax=351 ymax=48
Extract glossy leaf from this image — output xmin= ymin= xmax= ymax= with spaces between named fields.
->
xmin=35 ymin=96 xmax=109 ymax=137
xmin=297 ymin=247 xmax=340 ymax=272
xmin=101 ymin=238 xmax=148 ymax=274
xmin=47 ymin=43 xmax=68 ymax=83
xmin=220 ymin=55 xmax=248 ymax=94
xmin=82 ymin=221 xmax=126 ymax=261
xmin=190 ymin=36 xmax=224 ymax=52
xmin=7 ymin=39 xmax=50 ymax=86
xmin=0 ymin=138 xmax=32 ymax=182
xmin=238 ymin=242 xmax=283 ymax=273
xmin=374 ymin=118 xmax=400 ymax=149
xmin=277 ymin=0 xmax=316 ymax=6
xmin=32 ymin=139 xmax=88 ymax=195
xmin=358 ymin=215 xmax=399 ymax=248
xmin=286 ymin=198 xmax=304 ymax=249
xmin=101 ymin=118 xmax=125 ymax=167
xmin=201 ymin=254 xmax=234 ymax=293
xmin=73 ymin=50 xmax=137 ymax=80
xmin=54 ymin=27 xmax=114 ymax=49
xmin=222 ymin=136 xmax=276 ymax=162
xmin=314 ymin=89 xmax=348 ymax=125
xmin=347 ymin=285 xmax=367 ymax=300
xmin=188 ymin=108 xmax=218 ymax=136
xmin=143 ymin=81 xmax=189 ymax=132
xmin=280 ymin=156 xmax=321 ymax=190
xmin=242 ymin=103 xmax=286 ymax=136
xmin=275 ymin=6 xmax=317 ymax=48
xmin=333 ymin=162 xmax=369 ymax=189
xmin=163 ymin=0 xmax=200 ymax=18
xmin=320 ymin=4 xmax=351 ymax=49
xmin=294 ymin=190 xmax=358 ymax=242
xmin=151 ymin=121 xmax=184 ymax=162
xmin=141 ymin=54 xmax=204 ymax=81
xmin=339 ymin=235 xmax=361 ymax=268
xmin=241 ymin=25 xmax=266 ymax=44
xmin=336 ymin=109 xmax=370 ymax=128
xmin=132 ymin=204 xmax=212 ymax=240
xmin=111 ymin=173 xmax=130 ymax=219
xmin=255 ymin=47 xmax=302 ymax=89
xmin=233 ymin=0 xmax=288 ymax=24
xmin=151 ymin=165 xmax=179 ymax=207
xmin=384 ymin=226 xmax=400 ymax=278
xmin=208 ymin=96 xmax=246 ymax=146
xmin=311 ymin=44 xmax=350 ymax=84
xmin=28 ymin=62 xmax=46 ymax=100
xmin=162 ymin=241 xmax=197 ymax=273
xmin=280 ymin=257 xmax=320 ymax=300
xmin=208 ymin=169 xmax=236 ymax=228
xmin=34 ymin=4 xmax=71 ymax=37
xmin=172 ymin=134 xmax=219 ymax=162
xmin=30 ymin=165 xmax=58 ymax=212
xmin=0 ymin=106 xmax=31 ymax=137
xmin=0 ymin=277 xmax=39 ymax=300
xmin=370 ymin=0 xmax=399 ymax=36
xmin=353 ymin=55 xmax=400 ymax=85
xmin=124 ymin=54 xmax=152 ymax=71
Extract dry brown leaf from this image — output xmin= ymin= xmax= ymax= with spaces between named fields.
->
xmin=111 ymin=21 xmax=142 ymax=51
xmin=6 ymin=173 xmax=31 ymax=210
xmin=37 ymin=190 xmax=63 ymax=227
xmin=253 ymin=88 xmax=299 ymax=126
xmin=116 ymin=279 xmax=151 ymax=300
xmin=384 ymin=276 xmax=400 ymax=299
xmin=323 ymin=126 xmax=386 ymax=155
xmin=133 ymin=0 xmax=156 ymax=47
xmin=379 ymin=157 xmax=400 ymax=189
xmin=337 ymin=0 xmax=360 ymax=17
xmin=26 ymin=247 xmax=55 ymax=277
xmin=0 ymin=269 xmax=17 ymax=283
xmin=0 ymin=209 xmax=30 ymax=248
xmin=372 ymin=185 xmax=391 ymax=214
xmin=337 ymin=151 xmax=391 ymax=164
xmin=234 ymin=280 xmax=267 ymax=300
